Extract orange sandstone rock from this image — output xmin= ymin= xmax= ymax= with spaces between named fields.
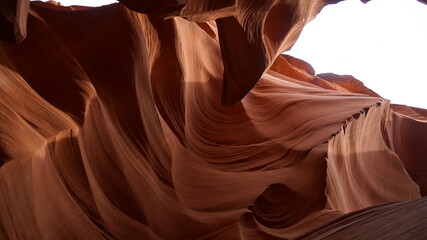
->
xmin=0 ymin=1 xmax=426 ymax=239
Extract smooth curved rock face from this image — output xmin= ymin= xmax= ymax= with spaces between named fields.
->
xmin=0 ymin=1 xmax=426 ymax=239
xmin=0 ymin=0 xmax=30 ymax=42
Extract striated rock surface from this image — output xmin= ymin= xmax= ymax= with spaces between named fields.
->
xmin=0 ymin=0 xmax=426 ymax=239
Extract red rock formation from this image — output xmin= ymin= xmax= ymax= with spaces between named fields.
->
xmin=1 ymin=0 xmax=426 ymax=239
xmin=0 ymin=0 xmax=29 ymax=42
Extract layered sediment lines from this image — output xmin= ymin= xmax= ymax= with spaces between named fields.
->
xmin=1 ymin=1 xmax=427 ymax=239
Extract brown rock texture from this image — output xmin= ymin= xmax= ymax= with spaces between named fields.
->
xmin=0 ymin=0 xmax=30 ymax=42
xmin=0 ymin=0 xmax=426 ymax=239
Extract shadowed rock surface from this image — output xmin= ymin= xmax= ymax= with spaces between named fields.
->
xmin=1 ymin=0 xmax=426 ymax=239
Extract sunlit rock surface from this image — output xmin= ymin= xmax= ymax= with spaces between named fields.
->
xmin=1 ymin=0 xmax=427 ymax=239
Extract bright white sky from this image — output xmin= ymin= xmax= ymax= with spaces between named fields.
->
xmin=288 ymin=0 xmax=427 ymax=109
xmin=35 ymin=0 xmax=427 ymax=109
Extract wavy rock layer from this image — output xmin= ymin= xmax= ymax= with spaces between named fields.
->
xmin=1 ymin=1 xmax=427 ymax=239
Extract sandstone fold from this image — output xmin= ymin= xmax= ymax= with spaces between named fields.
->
xmin=0 ymin=1 xmax=426 ymax=239
xmin=326 ymin=102 xmax=421 ymax=213
xmin=0 ymin=0 xmax=30 ymax=42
